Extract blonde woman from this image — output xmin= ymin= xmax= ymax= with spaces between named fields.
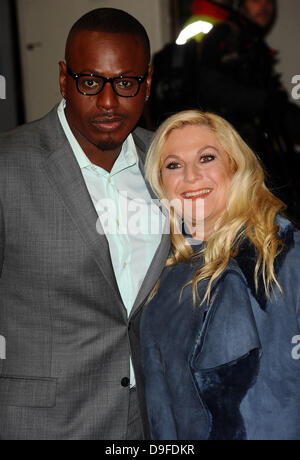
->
xmin=140 ymin=110 xmax=300 ymax=440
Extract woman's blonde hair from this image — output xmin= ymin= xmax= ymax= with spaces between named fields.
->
xmin=145 ymin=110 xmax=286 ymax=305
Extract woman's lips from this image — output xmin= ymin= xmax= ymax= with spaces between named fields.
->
xmin=181 ymin=188 xmax=213 ymax=200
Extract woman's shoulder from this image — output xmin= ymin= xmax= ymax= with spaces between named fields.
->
xmin=276 ymin=215 xmax=300 ymax=259
xmin=273 ymin=216 xmax=300 ymax=290
xmin=226 ymin=216 xmax=299 ymax=307
xmin=290 ymin=225 xmax=300 ymax=253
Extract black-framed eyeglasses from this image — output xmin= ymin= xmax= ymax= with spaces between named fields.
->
xmin=67 ymin=66 xmax=149 ymax=98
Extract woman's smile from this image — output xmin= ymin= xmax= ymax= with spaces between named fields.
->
xmin=181 ymin=188 xmax=213 ymax=199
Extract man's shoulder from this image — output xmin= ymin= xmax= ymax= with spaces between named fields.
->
xmin=132 ymin=126 xmax=154 ymax=150
xmin=0 ymin=105 xmax=65 ymax=162
xmin=132 ymin=126 xmax=154 ymax=165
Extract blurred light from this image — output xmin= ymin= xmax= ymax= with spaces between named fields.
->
xmin=176 ymin=20 xmax=213 ymax=45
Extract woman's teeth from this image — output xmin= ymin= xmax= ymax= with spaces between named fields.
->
xmin=183 ymin=189 xmax=212 ymax=198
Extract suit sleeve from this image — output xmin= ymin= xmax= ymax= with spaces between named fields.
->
xmin=140 ymin=315 xmax=178 ymax=440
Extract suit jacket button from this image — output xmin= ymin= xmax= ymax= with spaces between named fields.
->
xmin=121 ymin=377 xmax=130 ymax=387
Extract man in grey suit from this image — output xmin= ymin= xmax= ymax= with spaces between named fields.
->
xmin=0 ymin=8 xmax=170 ymax=440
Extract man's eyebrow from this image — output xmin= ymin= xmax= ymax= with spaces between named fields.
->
xmin=77 ymin=69 xmax=138 ymax=76
xmin=79 ymin=69 xmax=98 ymax=74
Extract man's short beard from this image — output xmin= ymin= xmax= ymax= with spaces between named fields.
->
xmin=96 ymin=137 xmax=122 ymax=152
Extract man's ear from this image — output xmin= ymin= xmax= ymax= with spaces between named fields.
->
xmin=146 ymin=64 xmax=153 ymax=100
xmin=59 ymin=61 xmax=67 ymax=99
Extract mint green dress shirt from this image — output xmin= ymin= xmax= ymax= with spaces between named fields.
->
xmin=57 ymin=100 xmax=164 ymax=386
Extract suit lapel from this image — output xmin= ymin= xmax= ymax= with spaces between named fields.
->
xmin=40 ymin=139 xmax=122 ymax=303
xmin=130 ymin=229 xmax=170 ymax=318
xmin=130 ymin=130 xmax=171 ymax=317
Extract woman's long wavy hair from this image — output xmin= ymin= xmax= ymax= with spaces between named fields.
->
xmin=145 ymin=110 xmax=286 ymax=306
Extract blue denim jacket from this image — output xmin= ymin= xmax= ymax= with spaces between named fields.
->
xmin=140 ymin=217 xmax=300 ymax=440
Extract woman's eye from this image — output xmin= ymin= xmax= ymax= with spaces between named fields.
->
xmin=166 ymin=162 xmax=181 ymax=170
xmin=200 ymin=154 xmax=215 ymax=163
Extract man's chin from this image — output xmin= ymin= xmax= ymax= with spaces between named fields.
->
xmin=95 ymin=138 xmax=122 ymax=152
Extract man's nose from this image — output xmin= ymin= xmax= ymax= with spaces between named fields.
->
xmin=95 ymin=82 xmax=119 ymax=109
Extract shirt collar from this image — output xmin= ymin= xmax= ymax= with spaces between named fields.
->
xmin=57 ymin=99 xmax=137 ymax=176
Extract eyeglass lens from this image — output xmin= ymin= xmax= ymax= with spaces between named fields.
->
xmin=78 ymin=76 xmax=141 ymax=97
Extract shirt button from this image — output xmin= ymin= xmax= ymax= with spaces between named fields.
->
xmin=121 ymin=377 xmax=130 ymax=387
xmin=122 ymin=262 xmax=127 ymax=269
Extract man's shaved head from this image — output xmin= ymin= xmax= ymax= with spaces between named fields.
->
xmin=65 ymin=8 xmax=151 ymax=64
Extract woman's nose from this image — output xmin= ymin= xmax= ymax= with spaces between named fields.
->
xmin=184 ymin=164 xmax=203 ymax=183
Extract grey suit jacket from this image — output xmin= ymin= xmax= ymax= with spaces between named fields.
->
xmin=0 ymin=106 xmax=170 ymax=440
